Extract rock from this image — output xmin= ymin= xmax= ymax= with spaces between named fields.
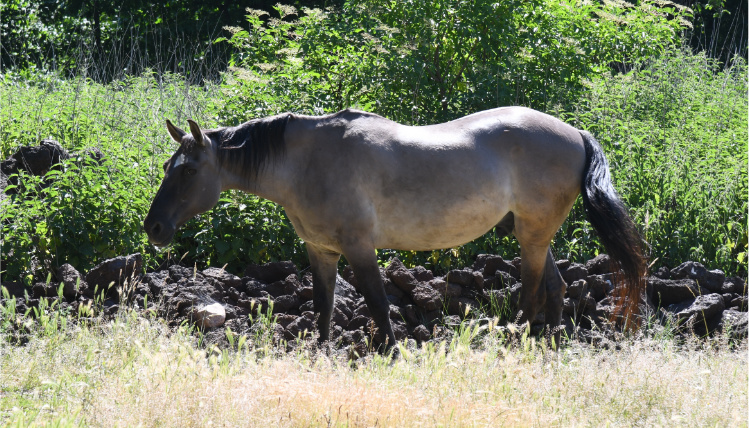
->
xmin=194 ymin=302 xmax=226 ymax=328
xmin=341 ymin=265 xmax=358 ymax=290
xmin=412 ymin=324 xmax=431 ymax=342
xmin=651 ymin=266 xmax=671 ymax=279
xmin=702 ymin=269 xmax=726 ymax=292
xmin=447 ymin=297 xmax=478 ymax=317
xmin=202 ymin=267 xmax=241 ymax=289
xmin=446 ymin=269 xmax=482 ymax=289
xmin=728 ymin=277 xmax=747 ymax=295
xmin=335 ymin=275 xmax=358 ymax=300
xmin=555 ymin=259 xmax=571 ymax=271
xmin=671 ymin=261 xmax=707 ymax=280
xmin=428 ymin=278 xmax=462 ymax=298
xmin=410 ymin=284 xmax=442 ymax=311
xmin=730 ymin=295 xmax=747 ymax=311
xmin=585 ymin=254 xmax=614 ymax=275
xmin=567 ymin=279 xmax=588 ymax=299
xmin=86 ymin=254 xmax=143 ymax=293
xmin=0 ymin=282 xmax=25 ymax=299
xmin=271 ymin=294 xmax=300 ymax=313
xmin=587 ymin=274 xmax=614 ymax=300
xmin=275 ymin=313 xmax=297 ymax=329
xmin=168 ymin=265 xmax=195 ymax=282
xmin=719 ymin=310 xmax=748 ymax=339
xmin=244 ymin=261 xmax=297 ymax=283
xmin=387 ymin=265 xmax=420 ymax=293
xmin=475 ymin=254 xmax=519 ymax=279
xmin=675 ymin=293 xmax=725 ymax=325
xmin=648 ymin=278 xmax=703 ymax=306
xmin=31 ymin=282 xmax=56 ymax=298
xmin=142 ymin=271 xmax=169 ymax=297
xmin=410 ymin=266 xmax=434 ymax=282
xmin=286 ymin=312 xmax=315 ymax=340
xmin=55 ymin=263 xmax=90 ymax=299
xmin=331 ymin=307 xmax=350 ymax=328
xmin=562 ymin=263 xmax=588 ymax=284
xmin=347 ymin=315 xmax=371 ymax=332
xmin=11 ymin=139 xmax=69 ymax=176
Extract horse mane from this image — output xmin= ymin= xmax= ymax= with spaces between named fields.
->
xmin=214 ymin=113 xmax=290 ymax=179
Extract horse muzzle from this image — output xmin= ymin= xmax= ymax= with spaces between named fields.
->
xmin=143 ymin=214 xmax=176 ymax=247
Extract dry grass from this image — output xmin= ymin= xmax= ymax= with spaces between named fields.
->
xmin=0 ymin=311 xmax=747 ymax=427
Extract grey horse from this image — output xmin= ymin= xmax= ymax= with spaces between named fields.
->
xmin=144 ymin=107 xmax=646 ymax=351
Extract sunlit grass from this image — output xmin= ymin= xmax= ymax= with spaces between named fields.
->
xmin=1 ymin=308 xmax=746 ymax=427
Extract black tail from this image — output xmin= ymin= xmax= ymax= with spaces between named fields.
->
xmin=580 ymin=131 xmax=647 ymax=326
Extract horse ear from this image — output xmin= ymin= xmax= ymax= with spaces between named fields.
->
xmin=166 ymin=119 xmax=186 ymax=143
xmin=187 ymin=119 xmax=205 ymax=147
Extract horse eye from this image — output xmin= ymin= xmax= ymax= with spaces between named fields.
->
xmin=184 ymin=168 xmax=197 ymax=176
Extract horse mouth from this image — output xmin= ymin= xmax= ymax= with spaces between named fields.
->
xmin=144 ymin=217 xmax=177 ymax=247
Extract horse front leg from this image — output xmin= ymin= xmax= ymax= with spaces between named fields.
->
xmin=341 ymin=243 xmax=397 ymax=355
xmin=307 ymin=244 xmax=340 ymax=343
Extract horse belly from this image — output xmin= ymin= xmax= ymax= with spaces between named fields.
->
xmin=373 ymin=195 xmax=508 ymax=251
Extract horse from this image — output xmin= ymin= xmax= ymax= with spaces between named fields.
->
xmin=144 ymin=107 xmax=646 ymax=351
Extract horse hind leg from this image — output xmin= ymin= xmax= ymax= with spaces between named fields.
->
xmin=542 ymin=248 xmax=567 ymax=349
xmin=307 ymin=244 xmax=341 ymax=343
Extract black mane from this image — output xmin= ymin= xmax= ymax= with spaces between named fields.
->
xmin=214 ymin=113 xmax=290 ymax=180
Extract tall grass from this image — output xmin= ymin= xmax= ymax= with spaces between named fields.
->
xmin=0 ymin=308 xmax=746 ymax=427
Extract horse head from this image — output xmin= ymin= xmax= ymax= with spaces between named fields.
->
xmin=144 ymin=120 xmax=222 ymax=247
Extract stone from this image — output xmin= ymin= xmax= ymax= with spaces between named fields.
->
xmin=86 ymin=253 xmax=143 ymax=292
xmin=446 ymin=269 xmax=479 ymax=288
xmin=335 ymin=275 xmax=359 ymax=300
xmin=675 ymin=293 xmax=725 ymax=324
xmin=194 ymin=302 xmax=226 ymax=328
xmin=562 ymin=263 xmax=588 ymax=284
xmin=585 ymin=254 xmax=615 ymax=275
xmin=670 ymin=261 xmax=708 ymax=280
xmin=651 ymin=266 xmax=671 ymax=279
xmin=244 ymin=261 xmax=297 ymax=283
xmin=410 ymin=284 xmax=443 ymax=311
xmin=388 ymin=267 xmax=420 ymax=293
xmin=587 ymin=274 xmax=614 ymax=300
xmin=286 ymin=312 xmax=315 ymax=340
xmin=202 ymin=267 xmax=241 ymax=289
xmin=648 ymin=278 xmax=702 ymax=306
xmin=142 ymin=271 xmax=169 ymax=297
xmin=555 ymin=259 xmax=571 ymax=271
xmin=447 ymin=297 xmax=479 ymax=317
xmin=410 ymin=266 xmax=434 ymax=282
xmin=412 ymin=324 xmax=431 ymax=342
xmin=719 ymin=310 xmax=748 ymax=339
xmin=12 ymin=139 xmax=69 ymax=176
xmin=567 ymin=279 xmax=588 ymax=299
xmin=701 ymin=269 xmax=726 ymax=292
xmin=271 ymin=294 xmax=300 ymax=313
xmin=428 ymin=278 xmax=462 ymax=298
xmin=347 ymin=315 xmax=371 ymax=332
xmin=56 ymin=263 xmax=90 ymax=299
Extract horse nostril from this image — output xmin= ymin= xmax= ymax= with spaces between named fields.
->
xmin=150 ymin=222 xmax=162 ymax=237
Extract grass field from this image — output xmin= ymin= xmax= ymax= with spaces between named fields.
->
xmin=0 ymin=308 xmax=746 ymax=427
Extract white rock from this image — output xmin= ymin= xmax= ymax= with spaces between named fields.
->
xmin=194 ymin=302 xmax=226 ymax=328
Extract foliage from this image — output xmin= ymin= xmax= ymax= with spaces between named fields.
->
xmin=558 ymin=50 xmax=748 ymax=274
xmin=0 ymin=2 xmax=745 ymax=283
xmin=218 ymin=0 xmax=689 ymax=124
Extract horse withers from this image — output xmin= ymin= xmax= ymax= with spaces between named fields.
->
xmin=144 ymin=107 xmax=646 ymax=352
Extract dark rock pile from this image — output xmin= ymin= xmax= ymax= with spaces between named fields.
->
xmin=1 ymin=253 xmax=746 ymax=352
xmin=0 ymin=139 xmax=104 ymax=198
